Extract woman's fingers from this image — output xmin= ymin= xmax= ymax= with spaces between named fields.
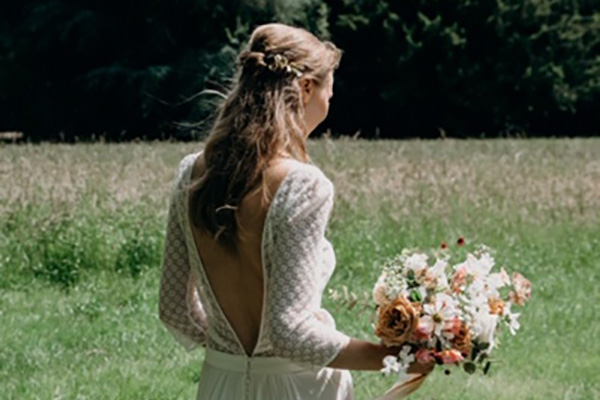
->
xmin=406 ymin=360 xmax=435 ymax=375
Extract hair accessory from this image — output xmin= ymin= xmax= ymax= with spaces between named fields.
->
xmin=265 ymin=53 xmax=303 ymax=78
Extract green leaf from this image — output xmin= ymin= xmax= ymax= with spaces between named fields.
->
xmin=410 ymin=289 xmax=423 ymax=302
xmin=483 ymin=361 xmax=492 ymax=375
xmin=463 ymin=361 xmax=476 ymax=374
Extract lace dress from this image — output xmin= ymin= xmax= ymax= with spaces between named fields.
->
xmin=159 ymin=153 xmax=354 ymax=400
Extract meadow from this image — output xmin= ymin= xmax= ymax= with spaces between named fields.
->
xmin=1 ymin=138 xmax=599 ymax=400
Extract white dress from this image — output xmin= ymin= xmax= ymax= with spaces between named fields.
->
xmin=158 ymin=153 xmax=354 ymax=400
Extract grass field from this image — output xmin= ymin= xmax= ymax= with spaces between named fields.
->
xmin=1 ymin=138 xmax=599 ymax=400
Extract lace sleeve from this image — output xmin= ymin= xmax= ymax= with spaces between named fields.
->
xmin=158 ymin=162 xmax=207 ymax=351
xmin=265 ymin=166 xmax=350 ymax=366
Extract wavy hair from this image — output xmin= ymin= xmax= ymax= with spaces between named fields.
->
xmin=188 ymin=23 xmax=342 ymax=248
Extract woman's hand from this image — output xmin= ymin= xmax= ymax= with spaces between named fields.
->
xmin=381 ymin=343 xmax=435 ymax=375
xmin=406 ymin=359 xmax=435 ymax=375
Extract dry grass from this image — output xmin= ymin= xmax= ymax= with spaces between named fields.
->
xmin=0 ymin=143 xmax=187 ymax=213
xmin=2 ymin=139 xmax=598 ymax=223
xmin=311 ymin=138 xmax=600 ymax=224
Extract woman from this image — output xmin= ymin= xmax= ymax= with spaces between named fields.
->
xmin=159 ymin=23 xmax=432 ymax=400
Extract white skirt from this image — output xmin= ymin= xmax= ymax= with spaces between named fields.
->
xmin=196 ymin=348 xmax=355 ymax=400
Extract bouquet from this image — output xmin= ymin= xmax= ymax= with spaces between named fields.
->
xmin=372 ymin=238 xmax=531 ymax=399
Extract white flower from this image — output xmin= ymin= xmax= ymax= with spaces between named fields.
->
xmin=422 ymin=293 xmax=458 ymax=338
xmin=454 ymin=254 xmax=478 ymax=275
xmin=424 ymin=259 xmax=449 ymax=290
xmin=478 ymin=252 xmax=496 ymax=275
xmin=456 ymin=296 xmax=475 ymax=321
xmin=485 ymin=273 xmax=506 ymax=296
xmin=405 ymin=253 xmax=429 ymax=273
xmin=373 ymin=272 xmax=389 ymax=306
xmin=503 ymin=302 xmax=521 ymax=335
xmin=473 ymin=311 xmax=498 ymax=349
xmin=398 ymin=345 xmax=415 ymax=369
xmin=466 ymin=278 xmax=487 ymax=300
xmin=455 ymin=252 xmax=495 ymax=280
xmin=430 ymin=258 xmax=448 ymax=274
xmin=482 ymin=267 xmax=509 ymax=299
xmin=384 ymin=275 xmax=408 ymax=300
xmin=382 ymin=355 xmax=401 ymax=376
xmin=381 ymin=345 xmax=415 ymax=378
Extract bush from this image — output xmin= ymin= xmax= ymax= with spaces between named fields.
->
xmin=0 ymin=0 xmax=330 ymax=141
xmin=115 ymin=221 xmax=163 ymax=278
xmin=0 ymin=203 xmax=165 ymax=288
xmin=326 ymin=0 xmax=600 ymax=137
xmin=1 ymin=0 xmax=598 ymax=138
xmin=32 ymin=218 xmax=86 ymax=288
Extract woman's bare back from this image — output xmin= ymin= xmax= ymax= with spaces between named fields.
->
xmin=188 ymin=156 xmax=291 ymax=355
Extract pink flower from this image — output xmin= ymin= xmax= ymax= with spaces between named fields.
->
xmin=451 ymin=266 xmax=467 ymax=293
xmin=435 ymin=349 xmax=464 ymax=365
xmin=412 ymin=320 xmax=433 ymax=342
xmin=415 ymin=349 xmax=436 ymax=364
xmin=510 ymin=272 xmax=532 ymax=305
xmin=443 ymin=316 xmax=462 ymax=338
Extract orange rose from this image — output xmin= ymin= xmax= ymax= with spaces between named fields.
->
xmin=411 ymin=301 xmax=423 ymax=315
xmin=488 ymin=298 xmax=505 ymax=316
xmin=375 ymin=296 xmax=420 ymax=347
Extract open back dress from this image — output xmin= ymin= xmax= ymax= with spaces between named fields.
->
xmin=158 ymin=152 xmax=354 ymax=400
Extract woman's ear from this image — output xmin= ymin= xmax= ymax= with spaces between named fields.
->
xmin=299 ymin=77 xmax=313 ymax=105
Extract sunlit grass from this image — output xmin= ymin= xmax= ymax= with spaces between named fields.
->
xmin=1 ymin=138 xmax=599 ymax=399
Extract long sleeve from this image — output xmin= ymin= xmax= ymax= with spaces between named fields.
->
xmin=265 ymin=166 xmax=350 ymax=366
xmin=158 ymin=173 xmax=208 ymax=351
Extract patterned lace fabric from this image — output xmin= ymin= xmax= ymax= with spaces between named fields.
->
xmin=159 ymin=153 xmax=350 ymax=367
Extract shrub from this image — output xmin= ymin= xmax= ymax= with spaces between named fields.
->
xmin=115 ymin=222 xmax=163 ymax=278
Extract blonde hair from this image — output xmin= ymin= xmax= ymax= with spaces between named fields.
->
xmin=189 ymin=23 xmax=342 ymax=247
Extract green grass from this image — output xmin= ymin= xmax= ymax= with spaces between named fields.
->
xmin=1 ymin=139 xmax=599 ymax=399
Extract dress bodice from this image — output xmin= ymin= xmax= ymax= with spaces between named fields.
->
xmin=159 ymin=153 xmax=349 ymax=367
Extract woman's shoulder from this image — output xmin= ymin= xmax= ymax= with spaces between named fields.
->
xmin=266 ymin=158 xmax=333 ymax=199
xmin=170 ymin=151 xmax=203 ymax=189
xmin=178 ymin=151 xmax=203 ymax=176
xmin=264 ymin=159 xmax=334 ymax=221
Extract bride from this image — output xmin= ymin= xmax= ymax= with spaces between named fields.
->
xmin=158 ymin=23 xmax=433 ymax=400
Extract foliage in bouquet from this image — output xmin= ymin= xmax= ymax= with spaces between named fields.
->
xmin=373 ymin=238 xmax=531 ymax=377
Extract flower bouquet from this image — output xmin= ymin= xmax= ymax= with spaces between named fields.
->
xmin=372 ymin=238 xmax=531 ymax=399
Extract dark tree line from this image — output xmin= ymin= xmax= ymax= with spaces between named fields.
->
xmin=1 ymin=0 xmax=599 ymax=140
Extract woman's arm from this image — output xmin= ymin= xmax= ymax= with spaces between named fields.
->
xmin=158 ymin=166 xmax=207 ymax=350
xmin=265 ymin=166 xmax=350 ymax=366
xmin=266 ymin=164 xmax=434 ymax=373
xmin=327 ymin=339 xmax=398 ymax=371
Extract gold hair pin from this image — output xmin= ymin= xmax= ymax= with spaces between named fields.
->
xmin=266 ymin=54 xmax=303 ymax=78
